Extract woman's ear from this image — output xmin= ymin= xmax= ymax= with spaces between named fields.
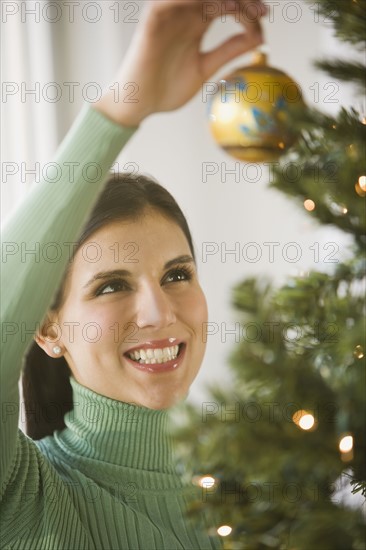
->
xmin=34 ymin=311 xmax=64 ymax=358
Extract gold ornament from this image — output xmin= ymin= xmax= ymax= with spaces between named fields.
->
xmin=208 ymin=52 xmax=305 ymax=163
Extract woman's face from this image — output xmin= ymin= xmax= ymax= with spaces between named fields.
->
xmin=41 ymin=210 xmax=208 ymax=409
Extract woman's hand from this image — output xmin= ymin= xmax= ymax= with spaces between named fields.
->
xmin=94 ymin=0 xmax=267 ymax=127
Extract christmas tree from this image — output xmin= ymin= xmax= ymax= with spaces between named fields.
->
xmin=176 ymin=1 xmax=366 ymax=548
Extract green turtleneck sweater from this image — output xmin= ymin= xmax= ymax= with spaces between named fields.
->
xmin=0 ymin=105 xmax=222 ymax=549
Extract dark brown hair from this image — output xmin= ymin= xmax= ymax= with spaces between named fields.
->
xmin=22 ymin=172 xmax=196 ymax=440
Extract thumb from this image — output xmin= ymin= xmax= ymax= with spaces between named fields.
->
xmin=201 ymin=29 xmax=264 ymax=79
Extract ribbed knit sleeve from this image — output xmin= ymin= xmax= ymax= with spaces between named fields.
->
xmin=0 ymin=105 xmax=137 ymax=496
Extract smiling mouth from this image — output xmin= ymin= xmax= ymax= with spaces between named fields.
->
xmin=125 ymin=343 xmax=184 ymax=365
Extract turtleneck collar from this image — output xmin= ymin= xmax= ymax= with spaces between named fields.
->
xmin=56 ymin=376 xmax=177 ymax=473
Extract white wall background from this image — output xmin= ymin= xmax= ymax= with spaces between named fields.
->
xmin=2 ymin=1 xmax=358 ymax=405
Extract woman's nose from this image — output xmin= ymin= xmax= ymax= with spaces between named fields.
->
xmin=134 ymin=282 xmax=176 ymax=329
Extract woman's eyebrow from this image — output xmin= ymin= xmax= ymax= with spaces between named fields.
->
xmin=164 ymin=254 xmax=195 ymax=269
xmin=83 ymin=255 xmax=195 ymax=289
xmin=83 ymin=269 xmax=131 ymax=289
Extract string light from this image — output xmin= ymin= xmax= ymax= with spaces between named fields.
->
xmin=358 ymin=175 xmax=366 ymax=191
xmin=355 ymin=182 xmax=366 ymax=197
xmin=339 ymin=434 xmax=354 ymax=462
xmin=304 ymin=199 xmax=315 ymax=211
xmin=353 ymin=345 xmax=364 ymax=359
xmin=217 ymin=525 xmax=232 ymax=537
xmin=299 ymin=414 xmax=315 ymax=430
xmin=339 ymin=435 xmax=353 ymax=453
xmin=292 ymin=410 xmax=316 ymax=430
xmin=197 ymin=476 xmax=216 ymax=488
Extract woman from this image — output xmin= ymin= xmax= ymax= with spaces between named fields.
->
xmin=1 ymin=1 xmax=267 ymax=548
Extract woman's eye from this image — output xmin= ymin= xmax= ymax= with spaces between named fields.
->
xmin=164 ymin=268 xmax=193 ymax=284
xmin=97 ymin=281 xmax=129 ymax=296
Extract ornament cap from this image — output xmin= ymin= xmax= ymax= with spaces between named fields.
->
xmin=252 ymin=44 xmax=269 ymax=66
xmin=252 ymin=51 xmax=267 ymax=66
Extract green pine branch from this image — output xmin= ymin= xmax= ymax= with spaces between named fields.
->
xmin=175 ymin=1 xmax=366 ymax=548
xmin=309 ymin=0 xmax=366 ymax=45
xmin=175 ymin=265 xmax=366 ymax=548
xmin=271 ymin=107 xmax=366 ymax=248
xmin=314 ymin=60 xmax=366 ymax=91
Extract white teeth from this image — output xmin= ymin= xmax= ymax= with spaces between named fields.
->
xmin=127 ymin=344 xmax=181 ymax=364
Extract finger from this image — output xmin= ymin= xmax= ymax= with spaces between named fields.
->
xmin=201 ymin=27 xmax=264 ymax=77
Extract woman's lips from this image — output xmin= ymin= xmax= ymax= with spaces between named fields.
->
xmin=124 ymin=343 xmax=186 ymax=373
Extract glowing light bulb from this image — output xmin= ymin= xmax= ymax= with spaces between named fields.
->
xmin=198 ymin=476 xmax=216 ymax=489
xmin=217 ymin=525 xmax=232 ymax=537
xmin=339 ymin=435 xmax=353 ymax=453
xmin=358 ymin=175 xmax=366 ymax=191
xmin=304 ymin=199 xmax=315 ymax=211
xmin=353 ymin=345 xmax=364 ymax=359
xmin=299 ymin=414 xmax=315 ymax=430
xmin=292 ymin=410 xmax=315 ymax=430
xmin=355 ymin=182 xmax=366 ymax=197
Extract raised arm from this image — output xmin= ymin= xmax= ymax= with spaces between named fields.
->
xmin=1 ymin=0 xmax=266 ymax=497
xmin=94 ymin=0 xmax=266 ymax=126
xmin=0 ymin=108 xmax=137 ymax=494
